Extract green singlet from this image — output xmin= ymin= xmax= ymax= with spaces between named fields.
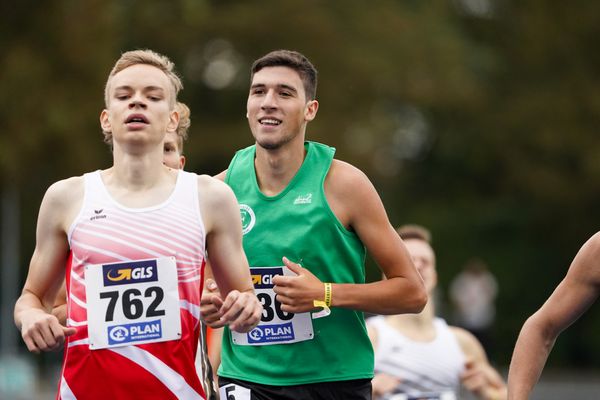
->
xmin=218 ymin=141 xmax=374 ymax=385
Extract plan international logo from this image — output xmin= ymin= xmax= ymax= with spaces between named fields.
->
xmin=108 ymin=320 xmax=163 ymax=345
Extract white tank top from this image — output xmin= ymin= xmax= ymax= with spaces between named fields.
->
xmin=60 ymin=169 xmax=208 ymax=399
xmin=368 ymin=316 xmax=465 ymax=399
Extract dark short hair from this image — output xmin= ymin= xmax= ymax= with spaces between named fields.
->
xmin=396 ymin=224 xmax=432 ymax=244
xmin=251 ymin=49 xmax=318 ymax=101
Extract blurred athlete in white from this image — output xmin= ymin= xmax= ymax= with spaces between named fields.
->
xmin=368 ymin=224 xmax=506 ymax=400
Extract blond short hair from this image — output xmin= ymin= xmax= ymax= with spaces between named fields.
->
xmin=174 ymin=102 xmax=191 ymax=152
xmin=103 ymin=49 xmax=183 ymax=144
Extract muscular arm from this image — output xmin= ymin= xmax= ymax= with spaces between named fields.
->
xmin=324 ymin=161 xmax=427 ymax=314
xmin=14 ymin=178 xmax=81 ymax=352
xmin=507 ymin=233 xmax=600 ymax=399
xmin=273 ymin=161 xmax=426 ymax=315
xmin=199 ymin=175 xmax=261 ymax=332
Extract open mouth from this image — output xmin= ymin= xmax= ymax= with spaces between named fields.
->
xmin=125 ymin=114 xmax=149 ymax=124
xmin=259 ymin=117 xmax=282 ymax=126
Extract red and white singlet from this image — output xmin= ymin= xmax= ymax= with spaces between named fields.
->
xmin=58 ymin=170 xmax=207 ymax=400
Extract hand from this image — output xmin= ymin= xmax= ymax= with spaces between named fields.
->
xmin=461 ymin=359 xmax=488 ymax=395
xmin=461 ymin=358 xmax=507 ymax=400
xmin=20 ymin=309 xmax=77 ymax=354
xmin=219 ymin=289 xmax=262 ymax=333
xmin=372 ymin=373 xmax=401 ymax=398
xmin=200 ymin=279 xmax=226 ymax=328
xmin=272 ymin=257 xmax=326 ymax=313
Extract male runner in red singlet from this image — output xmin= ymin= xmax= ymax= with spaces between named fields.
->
xmin=14 ymin=49 xmax=261 ymax=400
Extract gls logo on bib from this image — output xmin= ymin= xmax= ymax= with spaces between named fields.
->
xmin=102 ymin=260 xmax=158 ymax=287
xmin=239 ymin=204 xmax=256 ymax=235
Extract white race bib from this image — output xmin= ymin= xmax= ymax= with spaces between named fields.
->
xmin=85 ymin=257 xmax=182 ymax=350
xmin=231 ymin=266 xmax=314 ymax=346
xmin=388 ymin=392 xmax=456 ymax=400
xmin=219 ymin=384 xmax=250 ymax=400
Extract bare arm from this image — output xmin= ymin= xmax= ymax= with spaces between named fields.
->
xmin=329 ymin=161 xmax=426 ymax=314
xmin=452 ymin=327 xmax=507 ymax=400
xmin=199 ymin=175 xmax=261 ymax=333
xmin=208 ymin=326 xmax=223 ymax=380
xmin=273 ymin=161 xmax=426 ymax=314
xmin=14 ymin=178 xmax=80 ymax=352
xmin=507 ymin=233 xmax=600 ymax=399
xmin=51 ymin=283 xmax=68 ymax=325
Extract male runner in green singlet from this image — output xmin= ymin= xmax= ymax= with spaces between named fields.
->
xmin=201 ymin=49 xmax=427 ymax=400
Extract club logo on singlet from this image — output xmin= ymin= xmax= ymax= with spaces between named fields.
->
xmin=293 ymin=193 xmax=313 ymax=205
xmin=239 ymin=204 xmax=256 ymax=235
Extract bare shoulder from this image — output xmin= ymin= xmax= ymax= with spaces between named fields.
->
xmin=449 ymin=325 xmax=478 ymax=345
xmin=39 ymin=175 xmax=84 ymax=231
xmin=197 ymin=174 xmax=236 ymax=202
xmin=325 ymin=159 xmax=378 ymax=207
xmin=449 ymin=325 xmax=487 ymax=361
xmin=197 ymin=174 xmax=239 ymax=231
xmin=325 ymin=159 xmax=383 ymax=227
xmin=213 ymin=170 xmax=227 ymax=181
xmin=326 ymin=159 xmax=373 ymax=194
xmin=45 ymin=176 xmax=84 ymax=201
xmin=43 ymin=176 xmax=84 ymax=213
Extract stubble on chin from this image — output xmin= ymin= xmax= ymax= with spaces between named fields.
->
xmin=254 ymin=131 xmax=296 ymax=151
xmin=256 ymin=139 xmax=282 ymax=150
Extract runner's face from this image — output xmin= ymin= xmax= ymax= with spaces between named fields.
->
xmin=404 ymin=239 xmax=437 ymax=294
xmin=246 ymin=66 xmax=317 ymax=150
xmin=163 ymin=131 xmax=185 ymax=169
xmin=101 ymin=64 xmax=177 ymax=148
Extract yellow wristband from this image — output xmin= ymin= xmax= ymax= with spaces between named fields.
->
xmin=324 ymin=282 xmax=332 ymax=307
xmin=312 ymin=283 xmax=333 ymax=319
xmin=312 ymin=300 xmax=330 ymax=319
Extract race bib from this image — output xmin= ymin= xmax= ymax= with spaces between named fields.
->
xmin=85 ymin=257 xmax=182 ymax=350
xmin=388 ymin=392 xmax=456 ymax=400
xmin=231 ymin=266 xmax=314 ymax=346
xmin=219 ymin=384 xmax=250 ymax=400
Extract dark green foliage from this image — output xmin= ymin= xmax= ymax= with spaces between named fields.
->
xmin=1 ymin=0 xmax=599 ymax=367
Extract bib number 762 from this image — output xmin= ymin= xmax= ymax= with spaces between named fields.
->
xmin=100 ymin=287 xmax=165 ymax=321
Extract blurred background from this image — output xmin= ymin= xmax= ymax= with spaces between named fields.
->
xmin=1 ymin=0 xmax=599 ymax=398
